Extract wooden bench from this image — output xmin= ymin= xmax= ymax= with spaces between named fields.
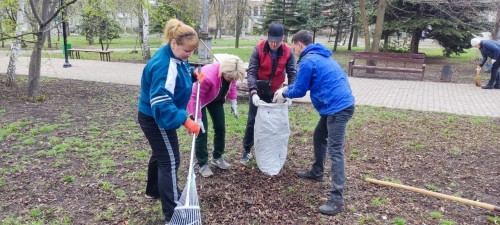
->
xmin=46 ymin=42 xmax=59 ymax=49
xmin=68 ymin=49 xmax=114 ymax=61
xmin=348 ymin=52 xmax=426 ymax=81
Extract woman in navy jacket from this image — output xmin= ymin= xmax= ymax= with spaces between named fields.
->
xmin=137 ymin=19 xmax=203 ymax=224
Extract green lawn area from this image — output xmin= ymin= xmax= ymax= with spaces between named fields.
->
xmin=22 ymin=34 xmax=482 ymax=64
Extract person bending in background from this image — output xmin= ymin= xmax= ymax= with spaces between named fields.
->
xmin=471 ymin=38 xmax=500 ymax=89
xmin=187 ymin=55 xmax=246 ymax=177
xmin=137 ymin=18 xmax=203 ymax=224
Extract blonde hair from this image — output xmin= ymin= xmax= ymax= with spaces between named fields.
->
xmin=219 ymin=55 xmax=246 ymax=81
xmin=163 ymin=19 xmax=199 ymax=48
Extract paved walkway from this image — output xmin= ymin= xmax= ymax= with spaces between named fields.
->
xmin=1 ymin=56 xmax=499 ymax=117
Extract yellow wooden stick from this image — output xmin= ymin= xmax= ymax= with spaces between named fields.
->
xmin=365 ymin=178 xmax=500 ymax=212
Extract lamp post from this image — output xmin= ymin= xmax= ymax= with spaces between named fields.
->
xmin=198 ymin=0 xmax=212 ymax=64
xmin=61 ymin=0 xmax=71 ymax=68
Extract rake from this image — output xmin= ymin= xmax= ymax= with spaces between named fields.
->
xmin=170 ymin=66 xmax=203 ymax=225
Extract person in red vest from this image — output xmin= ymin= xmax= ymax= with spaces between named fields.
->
xmin=240 ymin=23 xmax=297 ymax=164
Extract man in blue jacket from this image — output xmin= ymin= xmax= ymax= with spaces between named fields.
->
xmin=471 ymin=38 xmax=500 ymax=89
xmin=273 ymin=30 xmax=355 ymax=216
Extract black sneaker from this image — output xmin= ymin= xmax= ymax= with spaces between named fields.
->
xmin=240 ymin=151 xmax=252 ymax=164
xmin=318 ymin=200 xmax=345 ymax=216
xmin=482 ymin=85 xmax=494 ymax=89
xmin=297 ymin=170 xmax=324 ymax=182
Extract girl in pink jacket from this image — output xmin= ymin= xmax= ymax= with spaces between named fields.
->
xmin=187 ymin=55 xmax=246 ymax=177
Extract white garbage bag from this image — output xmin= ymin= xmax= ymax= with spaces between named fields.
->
xmin=254 ymin=100 xmax=291 ymax=175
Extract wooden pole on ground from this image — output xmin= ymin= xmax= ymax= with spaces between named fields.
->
xmin=365 ymin=178 xmax=500 ymax=212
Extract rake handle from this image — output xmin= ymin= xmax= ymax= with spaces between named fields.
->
xmin=199 ymin=39 xmax=219 ymax=62
xmin=365 ymin=178 xmax=500 ymax=212
xmin=185 ymin=66 xmax=202 ymax=206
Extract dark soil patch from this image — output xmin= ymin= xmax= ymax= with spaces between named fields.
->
xmin=1 ymin=77 xmax=499 ymax=224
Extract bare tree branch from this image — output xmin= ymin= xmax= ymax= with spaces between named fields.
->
xmin=0 ymin=21 xmax=64 ymax=41
xmin=41 ymin=0 xmax=77 ymax=27
xmin=29 ymin=0 xmax=43 ymax=24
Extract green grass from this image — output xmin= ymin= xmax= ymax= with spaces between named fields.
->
xmin=429 ymin=211 xmax=442 ymax=218
xmin=449 ymin=147 xmax=461 ymax=155
xmin=487 ymin=216 xmax=500 ymax=223
xmin=23 ymin=138 xmax=36 ymax=145
xmin=0 ymin=177 xmax=6 ymax=187
xmin=33 ymin=34 xmax=484 ymax=65
xmin=101 ymin=181 xmax=114 ymax=191
xmin=427 ymin=185 xmax=438 ymax=191
xmin=359 ymin=215 xmax=377 ymax=223
xmin=391 ymin=217 xmax=406 ymax=225
xmin=440 ymin=219 xmax=455 ymax=225
xmin=422 ymin=48 xmax=482 ymax=61
xmin=371 ymin=197 xmax=389 ymax=206
xmin=61 ymin=175 xmax=75 ymax=182
xmin=212 ymin=47 xmax=254 ymax=62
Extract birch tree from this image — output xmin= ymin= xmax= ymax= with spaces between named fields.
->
xmin=5 ymin=0 xmax=25 ymax=87
xmin=142 ymin=2 xmax=151 ymax=60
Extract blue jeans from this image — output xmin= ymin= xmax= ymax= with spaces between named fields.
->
xmin=310 ymin=105 xmax=355 ymax=202
xmin=138 ymin=111 xmax=181 ymax=221
xmin=487 ymin=59 xmax=500 ymax=87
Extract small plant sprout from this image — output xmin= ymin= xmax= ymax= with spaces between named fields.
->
xmin=429 ymin=211 xmax=442 ymax=218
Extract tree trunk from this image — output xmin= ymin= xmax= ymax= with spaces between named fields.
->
xmin=333 ymin=21 xmax=341 ymax=52
xmin=410 ymin=29 xmax=421 ymax=54
xmin=348 ymin=14 xmax=355 ymax=51
xmin=99 ymin=38 xmax=104 ymax=50
xmin=0 ymin=22 xmax=4 ymax=48
xmin=142 ymin=4 xmax=151 ymax=60
xmin=56 ymin=20 xmax=60 ymax=41
xmin=6 ymin=0 xmax=26 ymax=87
xmin=353 ymin=27 xmax=358 ymax=47
xmin=492 ymin=2 xmax=500 ymax=40
xmin=370 ymin=0 xmax=387 ymax=52
xmin=235 ymin=0 xmax=245 ymax=48
xmin=383 ymin=31 xmax=390 ymax=49
xmin=359 ymin=0 xmax=370 ymax=51
xmin=28 ymin=33 xmax=45 ymax=100
xmin=312 ymin=30 xmax=316 ymax=43
xmin=47 ymin=29 xmax=52 ymax=48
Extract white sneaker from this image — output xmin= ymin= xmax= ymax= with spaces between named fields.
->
xmin=144 ymin=194 xmax=157 ymax=199
xmin=211 ymin=157 xmax=231 ymax=170
xmin=199 ymin=164 xmax=213 ymax=177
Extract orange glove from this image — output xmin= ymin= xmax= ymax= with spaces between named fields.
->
xmin=183 ymin=118 xmax=200 ymax=136
xmin=193 ymin=69 xmax=205 ymax=83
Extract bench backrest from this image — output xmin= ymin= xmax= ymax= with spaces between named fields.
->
xmin=353 ymin=51 xmax=425 ymax=64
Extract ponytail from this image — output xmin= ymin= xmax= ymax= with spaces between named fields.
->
xmin=163 ymin=19 xmax=199 ymax=48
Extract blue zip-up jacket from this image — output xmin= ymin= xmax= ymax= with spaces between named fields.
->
xmin=138 ymin=44 xmax=194 ymax=130
xmin=479 ymin=40 xmax=500 ymax=67
xmin=284 ymin=43 xmax=355 ymax=116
